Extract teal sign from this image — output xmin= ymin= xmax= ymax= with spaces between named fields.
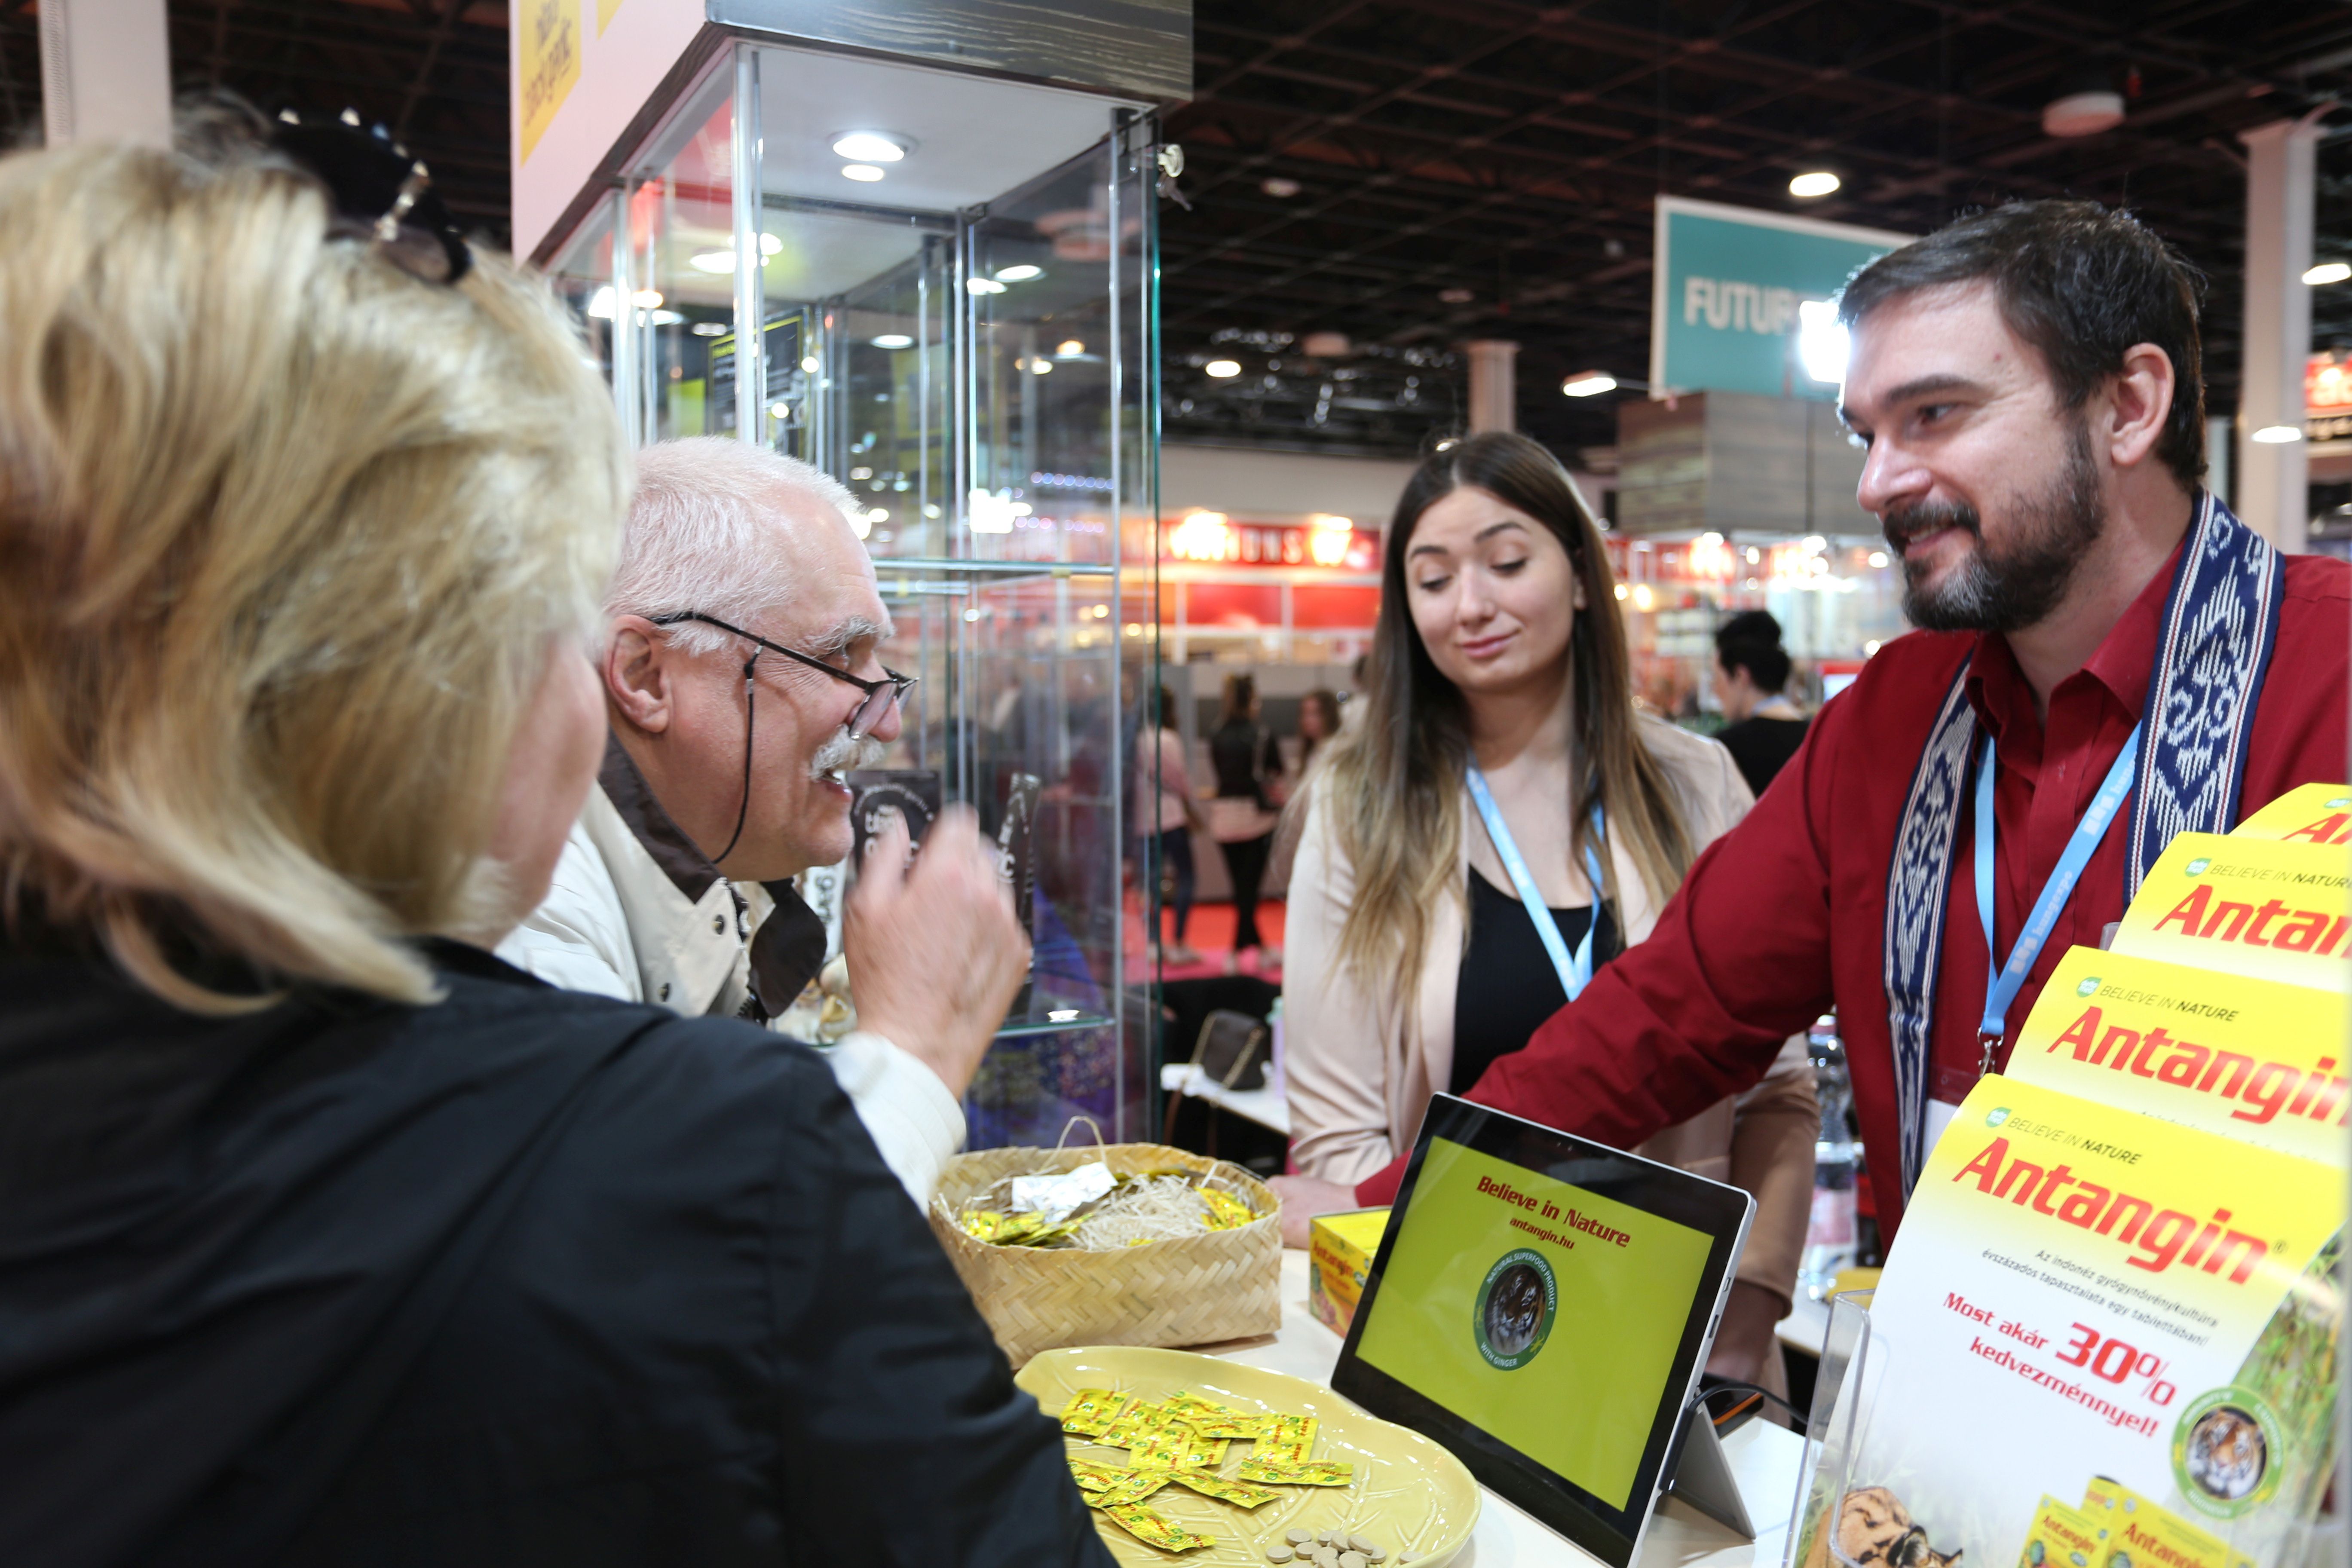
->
xmin=1650 ymin=197 xmax=1912 ymax=400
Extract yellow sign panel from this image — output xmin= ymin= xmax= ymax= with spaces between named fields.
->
xmin=2230 ymin=783 xmax=2352 ymax=845
xmin=2111 ymin=833 xmax=2350 ymax=993
xmin=2008 ymin=946 xmax=2348 ymax=1168
xmin=598 ymin=0 xmax=625 ymax=34
xmin=518 ymin=0 xmax=581 ymax=163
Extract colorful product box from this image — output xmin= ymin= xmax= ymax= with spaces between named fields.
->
xmin=2079 ymin=1477 xmax=2253 ymax=1568
xmin=1306 ymin=1207 xmax=1390 ymax=1335
xmin=2018 ymin=1494 xmax=2108 ymax=1568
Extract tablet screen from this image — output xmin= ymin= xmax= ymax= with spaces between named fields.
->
xmin=1331 ymin=1095 xmax=1754 ymax=1566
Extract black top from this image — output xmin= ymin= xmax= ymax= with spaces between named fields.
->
xmin=1451 ymin=866 xmax=1621 ymax=1094
xmin=0 ymin=932 xmax=1112 ymax=1568
xmin=1715 ymin=714 xmax=1810 ymax=799
xmin=1208 ymin=720 xmax=1283 ymax=805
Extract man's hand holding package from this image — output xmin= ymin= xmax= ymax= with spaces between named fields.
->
xmin=846 ymin=806 xmax=1030 ymax=1099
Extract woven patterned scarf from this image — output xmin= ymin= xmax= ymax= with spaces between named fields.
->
xmin=1880 ymin=492 xmax=2283 ymax=1197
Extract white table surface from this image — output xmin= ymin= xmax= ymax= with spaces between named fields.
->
xmin=1203 ymin=1249 xmax=1807 ymax=1568
xmin=1161 ymin=1061 xmax=1293 ymax=1136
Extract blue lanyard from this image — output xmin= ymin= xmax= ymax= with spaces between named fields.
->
xmin=1467 ymin=768 xmax=1608 ymax=1002
xmin=1972 ymin=724 xmax=2141 ymax=1066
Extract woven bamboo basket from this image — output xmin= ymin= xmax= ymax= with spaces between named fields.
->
xmin=928 ymin=1140 xmax=1282 ymax=1369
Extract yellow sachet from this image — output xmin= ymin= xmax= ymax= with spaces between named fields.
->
xmin=1127 ymin=1423 xmax=1201 ymax=1470
xmin=1237 ymin=1458 xmax=1354 ymax=1486
xmin=1067 ymin=1459 xmax=1130 ymax=1494
xmin=1167 ymin=1470 xmax=1281 ymax=1508
xmin=1060 ymin=1387 xmax=1132 ymax=1437
xmin=1102 ymin=1502 xmax=1215 ymax=1551
xmin=1084 ymin=1470 xmax=1170 ymax=1509
xmin=1100 ymin=1400 xmax=1171 ymax=1448
xmin=1200 ymin=1188 xmax=1255 ymax=1228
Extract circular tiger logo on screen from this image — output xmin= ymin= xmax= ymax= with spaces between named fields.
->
xmin=1473 ymin=1248 xmax=1557 ymax=1370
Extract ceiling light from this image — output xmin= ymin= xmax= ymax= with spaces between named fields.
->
xmin=1030 ymin=358 xmax=1053 ymax=374
xmin=994 ymin=264 xmax=1044 ymax=282
xmin=2042 ymin=90 xmax=2124 ymax=138
xmin=871 ymin=333 xmax=913 ymax=349
xmin=649 ymin=309 xmax=683 ymax=326
xmin=2251 ymin=425 xmax=2304 ymax=444
xmin=691 ymin=321 xmax=726 ymax=337
xmin=801 ymin=356 xmax=820 ymax=373
xmin=1057 ymin=339 xmax=1085 ymax=356
xmin=2306 ymin=262 xmax=2352 ymax=286
xmin=1788 ymin=171 xmax=1841 ymax=198
xmin=842 ymin=164 xmax=886 ymax=183
xmin=690 ymin=250 xmax=735 ymax=273
xmin=585 ymin=286 xmax=616 ymax=319
xmin=830 ymin=131 xmax=913 ymax=163
xmin=1262 ymin=177 xmax=1302 ymax=198
xmin=1798 ymin=299 xmax=1849 ymax=383
xmin=1439 ymin=287 xmax=1474 ymax=305
xmin=966 ymin=278 xmax=1007 ymax=295
xmin=1561 ymin=371 xmax=1617 ymax=398
xmin=1204 ymin=359 xmax=1242 ymax=378
xmin=631 ymin=288 xmax=664 ymax=308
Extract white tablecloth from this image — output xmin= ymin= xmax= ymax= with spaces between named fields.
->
xmin=1205 ymin=1249 xmax=1808 ymax=1568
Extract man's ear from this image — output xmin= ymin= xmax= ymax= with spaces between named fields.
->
xmin=2101 ymin=343 xmax=2176 ymax=473
xmin=603 ymin=618 xmax=671 ymax=735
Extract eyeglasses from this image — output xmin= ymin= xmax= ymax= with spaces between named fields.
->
xmin=267 ymin=108 xmax=472 ymax=284
xmin=643 ymin=609 xmax=912 ymax=869
xmin=650 ymin=611 xmax=914 ymax=740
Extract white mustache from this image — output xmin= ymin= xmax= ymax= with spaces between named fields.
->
xmin=810 ymin=729 xmax=885 ymax=782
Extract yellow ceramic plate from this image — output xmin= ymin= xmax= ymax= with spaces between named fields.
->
xmin=1017 ymin=1345 xmax=1480 ymax=1567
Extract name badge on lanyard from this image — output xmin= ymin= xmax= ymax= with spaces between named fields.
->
xmin=1926 ymin=724 xmax=2143 ymax=1147
xmin=1467 ymin=768 xmax=1607 ymax=1002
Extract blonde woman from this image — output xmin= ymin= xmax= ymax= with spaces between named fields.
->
xmin=0 ymin=131 xmax=1101 ymax=1565
xmin=1272 ymin=433 xmax=1816 ymax=1389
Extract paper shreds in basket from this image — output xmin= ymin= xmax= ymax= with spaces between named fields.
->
xmin=1060 ymin=1388 xmax=1132 ymax=1437
xmin=1237 ymin=1459 xmax=1354 ymax=1487
xmin=1085 ymin=1471 xmax=1171 ymax=1510
xmin=1167 ymin=1470 xmax=1281 ymax=1509
xmin=1102 ymin=1502 xmax=1215 ymax=1552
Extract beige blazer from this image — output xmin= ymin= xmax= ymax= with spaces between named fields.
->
xmin=1283 ymin=714 xmax=1817 ymax=1308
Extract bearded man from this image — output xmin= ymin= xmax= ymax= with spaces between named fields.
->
xmin=1272 ymin=202 xmax=2350 ymax=1306
xmin=501 ymin=438 xmax=1021 ymax=1205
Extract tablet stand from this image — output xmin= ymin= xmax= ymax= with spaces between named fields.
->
xmin=1663 ymin=1400 xmax=1756 ymax=1540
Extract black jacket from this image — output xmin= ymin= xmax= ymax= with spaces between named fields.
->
xmin=0 ymin=936 xmax=1113 ymax=1568
xmin=1208 ymin=720 xmax=1281 ymax=808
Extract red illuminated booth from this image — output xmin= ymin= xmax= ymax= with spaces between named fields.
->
xmin=1119 ymin=509 xmax=1384 ymax=667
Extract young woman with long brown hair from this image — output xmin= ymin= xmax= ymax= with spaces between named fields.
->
xmin=1273 ymin=433 xmax=1816 ymax=1386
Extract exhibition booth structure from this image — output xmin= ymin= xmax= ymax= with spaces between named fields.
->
xmin=514 ymin=0 xmax=1184 ymax=1148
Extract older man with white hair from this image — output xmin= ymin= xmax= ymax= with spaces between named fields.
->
xmin=501 ymin=437 xmax=1021 ymax=1204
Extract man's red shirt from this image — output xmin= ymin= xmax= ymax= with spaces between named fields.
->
xmin=1354 ymin=546 xmax=2350 ymax=1241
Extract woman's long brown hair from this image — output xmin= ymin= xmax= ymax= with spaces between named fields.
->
xmin=1315 ymin=432 xmax=1697 ymax=1006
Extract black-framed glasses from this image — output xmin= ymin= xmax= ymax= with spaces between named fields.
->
xmin=267 ymin=108 xmax=472 ymax=284
xmin=650 ymin=611 xmax=915 ymax=741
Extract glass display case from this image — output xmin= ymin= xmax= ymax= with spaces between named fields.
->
xmin=544 ymin=37 xmax=1164 ymax=1148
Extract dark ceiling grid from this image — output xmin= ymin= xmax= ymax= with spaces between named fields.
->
xmin=0 ymin=0 xmax=511 ymax=233
xmin=1 ymin=1 xmax=2349 ymax=466
xmin=1164 ymin=0 xmax=2352 ymax=458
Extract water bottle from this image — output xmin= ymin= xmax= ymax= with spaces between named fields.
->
xmin=1801 ymin=1013 xmax=1859 ymax=1300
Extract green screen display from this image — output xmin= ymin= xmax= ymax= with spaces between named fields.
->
xmin=1354 ymin=1138 xmax=1716 ymax=1510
